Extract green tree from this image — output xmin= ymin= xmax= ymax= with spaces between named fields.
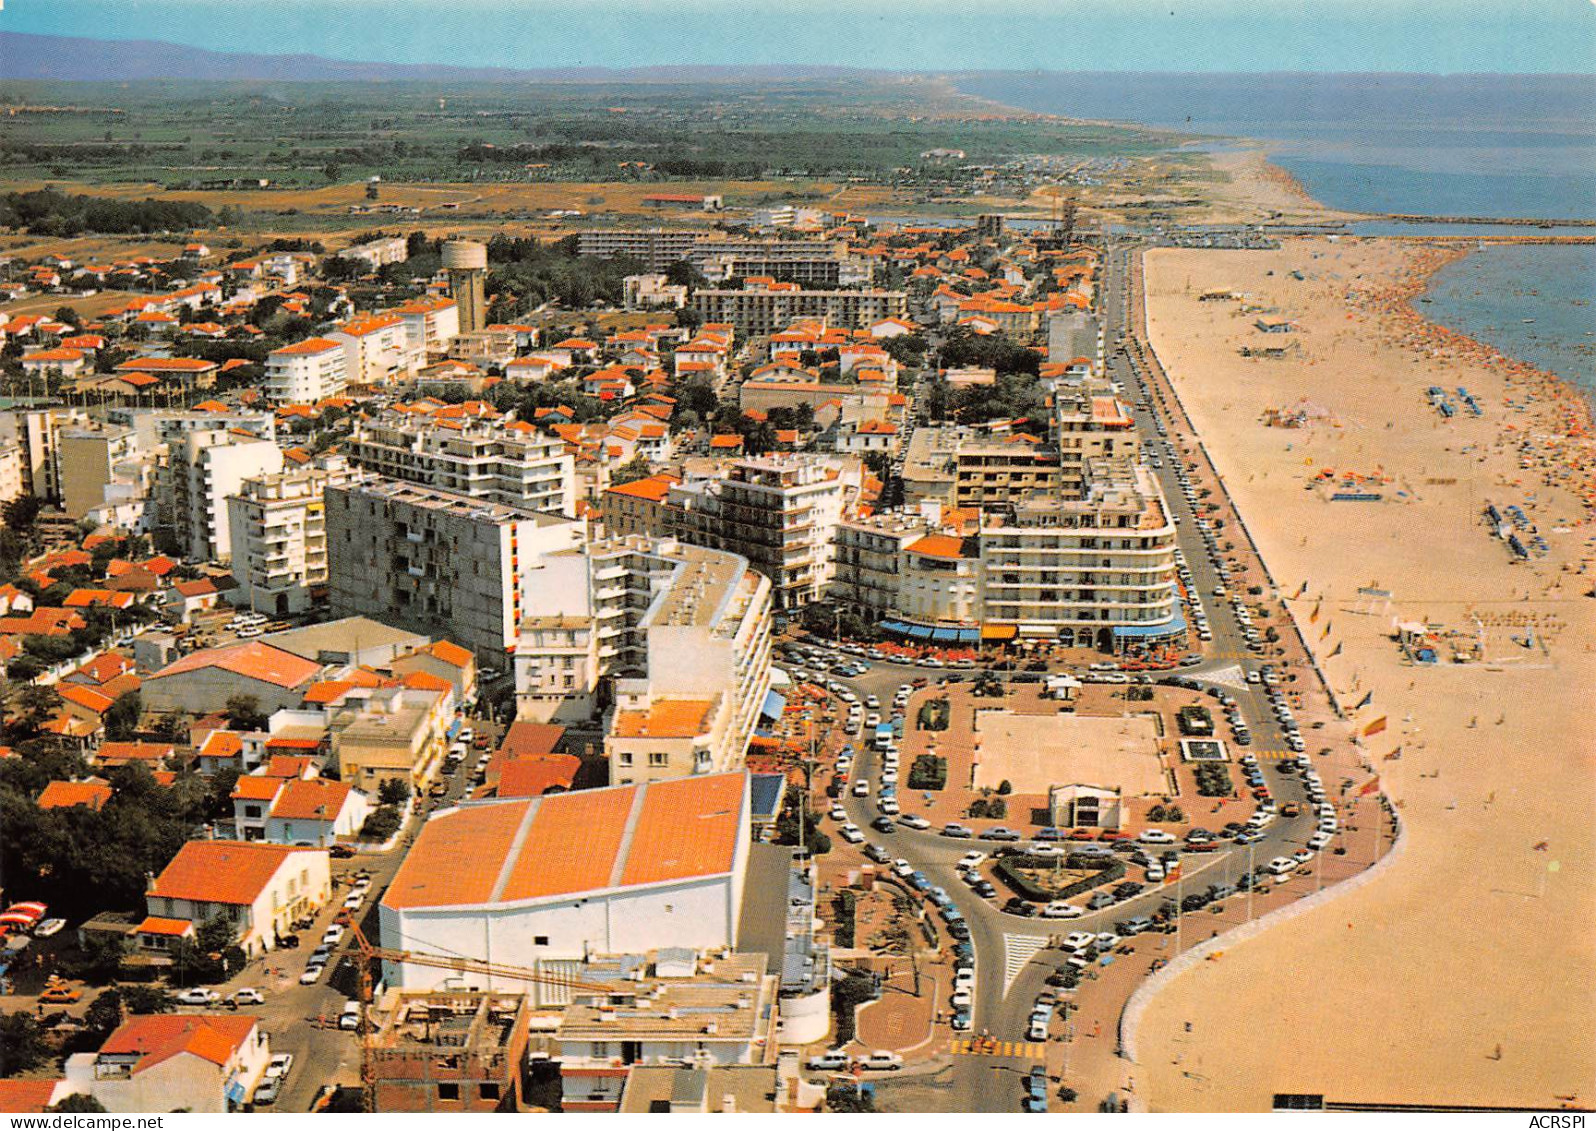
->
xmin=0 ymin=1012 xmax=48 ymax=1077
xmin=84 ymin=989 xmax=124 ymax=1038
xmin=2 ymin=495 xmax=43 ymax=533
xmin=103 ymin=691 xmax=141 ymax=741
xmin=323 ymin=163 xmax=342 ymax=182
xmin=377 ymin=778 xmax=410 ymax=807
xmin=610 ymin=455 xmax=653 ymax=487
xmin=224 ymin=695 xmax=267 ymax=731
xmin=121 ymin=984 xmax=173 ymax=1014
xmin=50 ymin=1095 xmax=108 ymax=1113
xmin=996 ymin=779 xmax=1012 ymax=795
xmin=16 ymin=684 xmax=62 ymax=731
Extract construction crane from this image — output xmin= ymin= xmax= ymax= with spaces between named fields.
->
xmin=347 ymin=923 xmax=616 ymax=1113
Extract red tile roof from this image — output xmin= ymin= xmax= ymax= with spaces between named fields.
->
xmin=0 ymin=1080 xmax=65 ymax=1113
xmin=98 ymin=1014 xmax=258 ymax=1074
xmin=384 ymin=773 xmax=745 ymax=911
xmin=270 ymin=777 xmax=352 ymax=822
xmin=37 ymin=779 xmax=112 ymax=811
xmin=148 ymin=841 xmax=315 ymax=905
xmin=150 ymin=641 xmax=322 ymax=690
xmin=96 ymin=741 xmax=174 ymax=764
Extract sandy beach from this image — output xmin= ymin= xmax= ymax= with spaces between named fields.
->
xmin=1132 ymin=236 xmax=1596 ymax=1110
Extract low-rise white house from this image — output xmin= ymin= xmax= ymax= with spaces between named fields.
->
xmin=64 ymin=1014 xmax=271 ymax=1114
xmin=143 ymin=840 xmax=330 ymax=957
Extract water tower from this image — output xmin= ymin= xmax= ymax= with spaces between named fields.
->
xmin=442 ymin=239 xmax=488 ymax=332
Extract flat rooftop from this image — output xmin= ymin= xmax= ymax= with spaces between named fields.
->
xmin=971 ymin=708 xmax=1167 ymax=796
xmin=264 ymin=616 xmax=430 ymax=661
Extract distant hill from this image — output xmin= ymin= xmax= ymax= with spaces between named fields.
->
xmin=0 ymin=31 xmax=879 ymax=84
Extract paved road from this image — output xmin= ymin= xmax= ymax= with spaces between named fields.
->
xmin=810 ymin=239 xmax=1347 ymax=1110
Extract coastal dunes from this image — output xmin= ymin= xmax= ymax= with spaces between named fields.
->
xmin=1132 ymin=238 xmax=1596 ymax=1111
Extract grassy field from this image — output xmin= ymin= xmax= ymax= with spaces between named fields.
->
xmin=2 ymin=76 xmax=1180 ymax=189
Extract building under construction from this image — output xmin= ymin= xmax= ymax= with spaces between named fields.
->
xmin=368 ymin=991 xmax=531 ymax=1113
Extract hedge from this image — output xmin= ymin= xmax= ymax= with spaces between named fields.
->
xmin=907 ymin=754 xmax=947 ymax=791
xmin=994 ymin=855 xmax=1126 ymax=903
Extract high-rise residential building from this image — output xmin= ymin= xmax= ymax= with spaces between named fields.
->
xmin=689 ymin=285 xmax=908 ymax=338
xmin=55 ymin=424 xmax=142 ymax=519
xmin=900 ymin=425 xmax=1061 ymax=511
xmin=513 ymin=537 xmax=773 ymax=762
xmin=160 ymin=426 xmax=285 ymax=562
xmin=228 ymin=456 xmax=358 ymax=615
xmin=264 ymin=338 xmax=348 ymax=403
xmin=325 ymin=479 xmax=585 ymax=661
xmin=575 ymin=228 xmax=701 ymax=269
xmin=0 ymin=443 xmax=25 ymax=505
xmin=0 ymin=406 xmax=89 ymax=501
xmin=337 ymin=234 xmax=409 ymax=270
xmin=978 ymin=460 xmax=1179 ymax=647
xmin=1052 ymin=392 xmax=1140 ymax=494
xmin=602 ymin=543 xmax=773 ymax=785
xmin=832 ymin=460 xmax=1181 ymax=650
xmin=328 ymin=312 xmax=413 ymax=386
xmin=390 ymin=297 xmax=461 ymax=357
xmin=517 ymin=535 xmax=772 ymax=746
xmin=345 ymin=412 xmax=576 ymax=517
xmin=663 ymin=458 xmax=854 ymax=610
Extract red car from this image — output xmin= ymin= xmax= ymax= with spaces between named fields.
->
xmin=1069 ymin=829 xmax=1097 ymax=841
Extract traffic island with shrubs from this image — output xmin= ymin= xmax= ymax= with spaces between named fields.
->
xmin=994 ymin=853 xmax=1128 ymax=903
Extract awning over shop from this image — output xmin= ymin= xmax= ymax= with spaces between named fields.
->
xmin=878 ymin=620 xmax=910 ymax=636
xmin=760 ymin=689 xmax=787 ymax=720
xmin=1111 ymin=611 xmax=1187 ymax=640
xmin=981 ymin=624 xmax=1018 ymax=641
xmin=905 ymin=624 xmax=933 ymax=639
xmin=955 ymin=628 xmax=982 ymax=644
xmin=931 ymin=628 xmax=958 ymax=643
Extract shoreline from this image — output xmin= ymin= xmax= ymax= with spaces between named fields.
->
xmin=1133 ymin=233 xmax=1596 ymax=1110
xmin=1348 ymin=238 xmax=1596 ymax=518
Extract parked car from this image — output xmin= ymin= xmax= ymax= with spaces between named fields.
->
xmin=806 ymin=1051 xmax=851 ymax=1072
xmin=230 ymin=987 xmax=265 ymax=1006
xmin=252 ymin=1078 xmax=282 ymax=1106
xmin=176 ymin=988 xmax=221 ymax=1006
xmin=860 ymin=1051 xmax=904 ymax=1071
xmin=941 ymin=823 xmax=974 ymax=839
xmin=265 ymin=1053 xmax=294 ymax=1080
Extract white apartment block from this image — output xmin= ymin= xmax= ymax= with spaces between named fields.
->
xmin=329 ymin=312 xmax=415 ymax=386
xmin=689 ymin=285 xmax=907 ymax=338
xmin=326 ymin=479 xmax=586 ymax=661
xmin=162 ymin=427 xmax=285 ymax=562
xmin=228 ymin=457 xmax=357 ymax=615
xmin=979 ymin=460 xmax=1179 ymax=647
xmin=605 ymin=544 xmax=773 ymax=785
xmin=345 ymin=413 xmax=576 ymax=517
xmin=665 ymin=457 xmax=854 ymax=610
xmin=339 ymin=234 xmax=409 ymax=269
xmin=391 ymin=297 xmax=460 ymax=356
xmin=264 ymin=338 xmax=348 ymax=403
xmin=513 ymin=537 xmax=773 ymax=775
xmin=0 ymin=407 xmax=89 ymax=501
xmin=833 ymin=460 xmax=1181 ymax=650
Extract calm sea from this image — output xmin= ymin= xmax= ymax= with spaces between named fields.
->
xmin=955 ymin=71 xmax=1596 ymax=395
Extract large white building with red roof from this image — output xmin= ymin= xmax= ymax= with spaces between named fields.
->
xmin=379 ymin=771 xmax=751 ymax=991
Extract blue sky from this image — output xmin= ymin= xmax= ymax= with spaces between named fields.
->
xmin=6 ymin=0 xmax=1595 ymax=73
